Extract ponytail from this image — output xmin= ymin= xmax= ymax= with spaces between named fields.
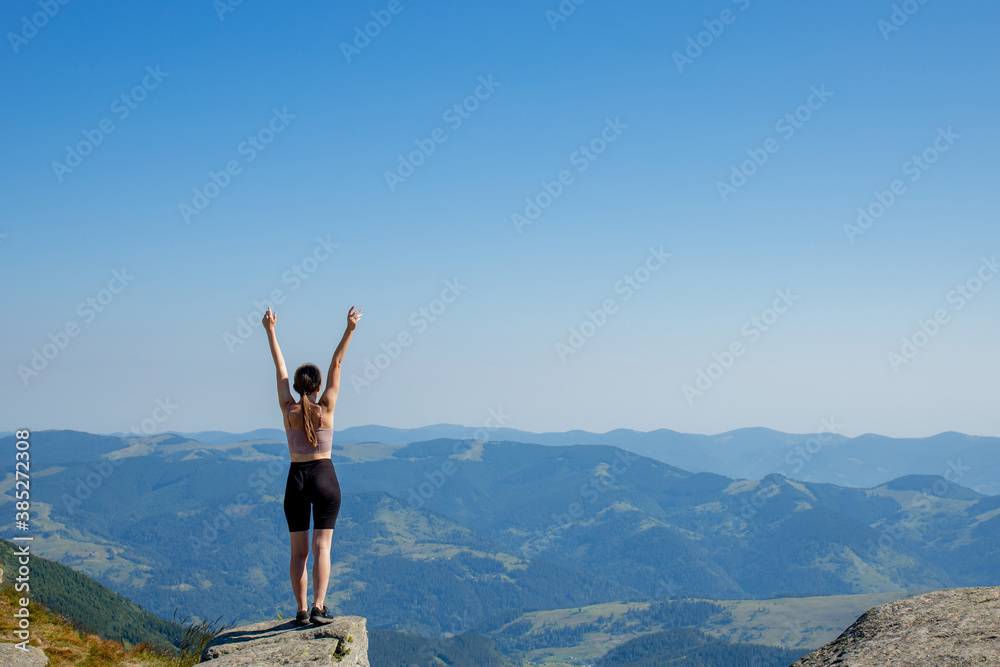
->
xmin=292 ymin=363 xmax=323 ymax=447
xmin=300 ymin=393 xmax=318 ymax=447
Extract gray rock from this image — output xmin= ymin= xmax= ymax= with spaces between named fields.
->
xmin=0 ymin=642 xmax=48 ymax=666
xmin=200 ymin=615 xmax=369 ymax=667
xmin=791 ymin=586 xmax=1000 ymax=666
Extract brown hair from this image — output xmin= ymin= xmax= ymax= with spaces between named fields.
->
xmin=293 ymin=364 xmax=323 ymax=447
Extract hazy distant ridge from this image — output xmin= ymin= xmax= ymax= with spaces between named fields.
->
xmin=165 ymin=424 xmax=999 ymax=495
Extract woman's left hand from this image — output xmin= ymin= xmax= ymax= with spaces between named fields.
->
xmin=347 ymin=306 xmax=362 ymax=331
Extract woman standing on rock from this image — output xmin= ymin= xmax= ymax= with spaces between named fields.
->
xmin=263 ymin=305 xmax=362 ymax=626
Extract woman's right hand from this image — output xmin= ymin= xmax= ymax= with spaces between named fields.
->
xmin=347 ymin=306 xmax=362 ymax=331
xmin=262 ymin=307 xmax=277 ymax=332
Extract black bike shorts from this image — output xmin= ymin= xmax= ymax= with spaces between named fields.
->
xmin=283 ymin=459 xmax=342 ymax=532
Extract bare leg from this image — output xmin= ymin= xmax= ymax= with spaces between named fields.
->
xmin=311 ymin=528 xmax=334 ymax=609
xmin=289 ymin=531 xmax=310 ymax=612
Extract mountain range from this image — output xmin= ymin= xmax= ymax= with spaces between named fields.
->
xmin=2 ymin=428 xmax=998 ymax=664
xmin=153 ymin=424 xmax=1000 ymax=494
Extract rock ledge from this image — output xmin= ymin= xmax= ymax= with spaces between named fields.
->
xmin=791 ymin=586 xmax=1000 ymax=666
xmin=0 ymin=643 xmax=48 ymax=667
xmin=200 ymin=615 xmax=369 ymax=667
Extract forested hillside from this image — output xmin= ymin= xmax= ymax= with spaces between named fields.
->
xmin=0 ymin=538 xmax=183 ymax=650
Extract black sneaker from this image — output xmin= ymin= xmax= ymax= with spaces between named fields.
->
xmin=295 ymin=610 xmax=310 ymax=626
xmin=310 ymin=605 xmax=335 ymax=624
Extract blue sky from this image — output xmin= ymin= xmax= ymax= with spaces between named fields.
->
xmin=3 ymin=0 xmax=998 ymax=438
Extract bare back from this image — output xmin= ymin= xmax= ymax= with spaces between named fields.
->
xmin=284 ymin=398 xmax=334 ymax=462
xmin=284 ymin=400 xmax=334 ymax=431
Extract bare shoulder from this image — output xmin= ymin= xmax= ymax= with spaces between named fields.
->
xmin=279 ymin=399 xmax=295 ymax=426
xmin=318 ymin=399 xmax=335 ymax=429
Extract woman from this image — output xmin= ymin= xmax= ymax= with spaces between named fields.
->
xmin=262 ymin=304 xmax=362 ymax=626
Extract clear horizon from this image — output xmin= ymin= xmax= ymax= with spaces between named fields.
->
xmin=4 ymin=0 xmax=999 ymax=440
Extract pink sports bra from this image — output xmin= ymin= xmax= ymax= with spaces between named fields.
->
xmin=285 ymin=402 xmax=334 ymax=455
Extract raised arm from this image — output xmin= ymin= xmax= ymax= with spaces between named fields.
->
xmin=262 ymin=307 xmax=294 ymax=411
xmin=321 ymin=306 xmax=362 ymax=411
